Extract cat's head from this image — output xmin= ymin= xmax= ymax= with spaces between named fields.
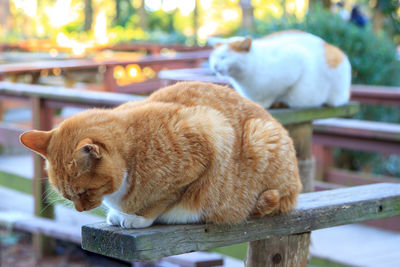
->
xmin=20 ymin=118 xmax=124 ymax=212
xmin=209 ymin=36 xmax=252 ymax=78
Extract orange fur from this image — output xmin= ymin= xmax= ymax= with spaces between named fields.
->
xmin=20 ymin=82 xmax=302 ymax=224
xmin=324 ymin=42 xmax=345 ymax=68
xmin=228 ymin=38 xmax=252 ymax=52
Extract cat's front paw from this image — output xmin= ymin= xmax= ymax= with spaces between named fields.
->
xmin=106 ymin=208 xmax=154 ymax=229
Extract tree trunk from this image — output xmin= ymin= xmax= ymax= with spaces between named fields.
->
xmin=240 ymin=0 xmax=254 ymax=32
xmin=193 ymin=0 xmax=199 ymax=44
xmin=372 ymin=8 xmax=385 ymax=33
xmin=84 ymin=0 xmax=93 ymax=31
xmin=309 ymin=0 xmax=331 ymax=9
xmin=115 ymin=0 xmax=121 ymax=26
xmin=0 ymin=0 xmax=11 ymax=35
xmin=138 ymin=0 xmax=148 ymax=31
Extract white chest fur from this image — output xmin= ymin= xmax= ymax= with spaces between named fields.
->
xmin=102 ymin=171 xmax=128 ymax=211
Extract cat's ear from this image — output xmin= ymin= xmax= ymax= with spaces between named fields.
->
xmin=229 ymin=38 xmax=252 ymax=52
xmin=20 ymin=130 xmax=53 ymax=158
xmin=73 ymin=138 xmax=101 ymax=175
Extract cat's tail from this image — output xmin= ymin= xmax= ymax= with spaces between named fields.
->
xmin=243 ymin=118 xmax=302 ymax=217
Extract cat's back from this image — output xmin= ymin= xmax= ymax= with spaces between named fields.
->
xmin=148 ymin=82 xmax=273 ymax=124
xmin=257 ymin=30 xmax=349 ymax=70
xmin=255 ymin=30 xmax=323 ymax=52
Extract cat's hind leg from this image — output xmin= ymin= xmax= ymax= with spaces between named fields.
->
xmin=252 ymin=189 xmax=280 ymax=217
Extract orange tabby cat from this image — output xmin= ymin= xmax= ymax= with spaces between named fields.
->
xmin=20 ymin=81 xmax=302 ymax=228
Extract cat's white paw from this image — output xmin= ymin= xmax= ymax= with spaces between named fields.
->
xmin=106 ymin=208 xmax=154 ymax=229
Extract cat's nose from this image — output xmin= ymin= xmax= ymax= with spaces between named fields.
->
xmin=73 ymin=199 xmax=85 ymax=212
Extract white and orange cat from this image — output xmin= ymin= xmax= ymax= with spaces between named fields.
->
xmin=209 ymin=30 xmax=352 ymax=108
xmin=20 ymin=82 xmax=302 ymax=229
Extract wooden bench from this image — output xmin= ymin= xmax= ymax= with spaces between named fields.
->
xmin=313 ymin=118 xmax=400 ymax=154
xmin=81 ymin=183 xmax=400 ymax=265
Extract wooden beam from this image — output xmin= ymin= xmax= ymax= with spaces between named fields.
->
xmin=0 ymin=81 xmax=145 ymax=107
xmin=313 ymin=118 xmax=400 ymax=142
xmin=81 ymin=183 xmax=400 ymax=262
xmin=32 ymin=97 xmax=55 ymax=258
xmin=270 ymin=103 xmax=359 ymax=125
xmin=0 ymin=82 xmax=359 ymax=126
xmin=351 ymin=84 xmax=400 ymax=106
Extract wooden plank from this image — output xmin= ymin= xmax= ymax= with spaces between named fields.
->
xmin=0 ymin=82 xmax=359 ymax=126
xmin=270 ymin=103 xmax=359 ymax=125
xmin=81 ymin=183 xmax=400 ymax=262
xmin=325 ymin=168 xmax=400 ymax=187
xmin=313 ymin=118 xmax=400 ymax=142
xmin=161 ymin=251 xmax=224 ymax=267
xmin=351 ymin=84 xmax=400 ymax=106
xmin=0 ymin=211 xmax=81 ymax=244
xmin=0 ymin=51 xmax=210 ymax=75
xmin=312 ymin=132 xmax=400 ymax=154
xmin=0 ymin=81 xmax=145 ymax=107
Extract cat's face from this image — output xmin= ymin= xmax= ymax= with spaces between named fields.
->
xmin=20 ymin=128 xmax=120 ymax=212
xmin=209 ymin=37 xmax=252 ymax=78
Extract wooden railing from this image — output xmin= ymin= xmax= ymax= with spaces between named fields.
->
xmin=82 ymin=183 xmax=400 ymax=264
xmin=0 ymin=50 xmax=210 ymax=94
xmin=312 ymin=84 xmax=400 ymax=232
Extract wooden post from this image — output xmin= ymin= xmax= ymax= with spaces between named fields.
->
xmin=104 ymin=65 xmax=117 ymax=92
xmin=246 ymin=122 xmax=313 ymax=267
xmin=312 ymin=144 xmax=333 ymax=181
xmin=32 ymin=97 xmax=55 ymax=258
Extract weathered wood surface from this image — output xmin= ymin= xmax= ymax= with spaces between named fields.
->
xmin=313 ymin=118 xmax=400 ymax=154
xmin=0 ymin=81 xmax=145 ymax=107
xmin=0 ymin=82 xmax=358 ymax=124
xmin=245 ymin=234 xmax=310 ymax=267
xmin=270 ymin=103 xmax=359 ymax=125
xmin=81 ymin=183 xmax=400 ymax=262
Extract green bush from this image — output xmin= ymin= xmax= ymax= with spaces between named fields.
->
xmin=252 ymin=8 xmax=400 ymax=86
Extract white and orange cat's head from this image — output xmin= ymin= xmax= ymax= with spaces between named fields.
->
xmin=208 ymin=36 xmax=252 ymax=78
xmin=19 ymin=127 xmax=121 ymax=212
